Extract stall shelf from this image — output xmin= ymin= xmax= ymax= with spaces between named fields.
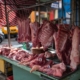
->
xmin=0 ymin=56 xmax=80 ymax=80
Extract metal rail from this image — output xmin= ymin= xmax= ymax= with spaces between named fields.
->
xmin=8 ymin=0 xmax=57 ymax=13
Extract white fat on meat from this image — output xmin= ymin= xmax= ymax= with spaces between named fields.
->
xmin=70 ymin=27 xmax=80 ymax=70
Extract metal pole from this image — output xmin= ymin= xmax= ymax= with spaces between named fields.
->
xmin=62 ymin=0 xmax=64 ymax=20
xmin=8 ymin=0 xmax=57 ymax=13
xmin=4 ymin=0 xmax=11 ymax=47
xmin=38 ymin=0 xmax=40 ymax=23
xmin=79 ymin=0 xmax=80 ymax=26
xmin=70 ymin=0 xmax=72 ymax=29
xmin=75 ymin=0 xmax=77 ymax=26
xmin=71 ymin=0 xmax=75 ymax=25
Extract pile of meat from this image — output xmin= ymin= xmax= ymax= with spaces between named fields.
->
xmin=0 ymin=47 xmax=67 ymax=77
xmin=29 ymin=21 xmax=80 ymax=71
xmin=18 ymin=20 xmax=57 ymax=49
xmin=0 ymin=21 xmax=80 ymax=77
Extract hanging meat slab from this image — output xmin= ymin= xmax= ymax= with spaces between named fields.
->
xmin=53 ymin=24 xmax=72 ymax=65
xmin=70 ymin=27 xmax=80 ymax=70
xmin=30 ymin=22 xmax=41 ymax=47
xmin=17 ymin=18 xmax=31 ymax=43
xmin=39 ymin=20 xmax=57 ymax=50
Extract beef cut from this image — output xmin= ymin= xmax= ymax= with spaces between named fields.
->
xmin=39 ymin=20 xmax=57 ymax=50
xmin=42 ymin=63 xmax=66 ymax=77
xmin=53 ymin=24 xmax=72 ymax=65
xmin=23 ymin=53 xmax=47 ymax=68
xmin=30 ymin=60 xmax=53 ymax=73
xmin=0 ymin=47 xmax=11 ymax=56
xmin=30 ymin=22 xmax=41 ymax=47
xmin=19 ymin=54 xmax=38 ymax=65
xmin=70 ymin=27 xmax=80 ymax=70
xmin=17 ymin=18 xmax=31 ymax=43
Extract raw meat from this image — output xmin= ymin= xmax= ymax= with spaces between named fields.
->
xmin=45 ymin=63 xmax=66 ymax=77
xmin=30 ymin=60 xmax=53 ymax=73
xmin=17 ymin=18 xmax=31 ymax=43
xmin=70 ymin=27 xmax=80 ymax=70
xmin=8 ymin=48 xmax=19 ymax=60
xmin=30 ymin=22 xmax=41 ymax=47
xmin=8 ymin=49 xmax=28 ymax=61
xmin=51 ymin=63 xmax=66 ymax=72
xmin=53 ymin=24 xmax=72 ymax=64
xmin=39 ymin=20 xmax=57 ymax=50
xmin=15 ymin=50 xmax=28 ymax=61
xmin=19 ymin=54 xmax=38 ymax=65
xmin=0 ymin=47 xmax=11 ymax=56
xmin=23 ymin=53 xmax=47 ymax=67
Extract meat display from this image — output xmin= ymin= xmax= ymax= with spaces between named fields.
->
xmin=38 ymin=62 xmax=66 ymax=77
xmin=0 ymin=47 xmax=11 ymax=56
xmin=38 ymin=20 xmax=58 ymax=50
xmin=0 ymin=23 xmax=80 ymax=78
xmin=8 ymin=48 xmax=19 ymax=59
xmin=70 ymin=27 xmax=80 ymax=70
xmin=19 ymin=54 xmax=38 ymax=65
xmin=53 ymin=24 xmax=72 ymax=65
xmin=24 ymin=53 xmax=47 ymax=67
xmin=0 ymin=47 xmax=71 ymax=77
xmin=17 ymin=18 xmax=31 ymax=43
xmin=30 ymin=22 xmax=40 ymax=47
xmin=15 ymin=50 xmax=28 ymax=61
xmin=47 ymin=63 xmax=66 ymax=77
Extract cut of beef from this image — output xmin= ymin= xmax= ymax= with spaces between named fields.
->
xmin=53 ymin=24 xmax=72 ymax=65
xmin=70 ymin=27 xmax=80 ymax=70
xmin=19 ymin=54 xmax=38 ymax=64
xmin=15 ymin=50 xmax=28 ymax=61
xmin=39 ymin=20 xmax=57 ymax=50
xmin=0 ymin=47 xmax=11 ymax=56
xmin=42 ymin=63 xmax=66 ymax=77
xmin=17 ymin=18 xmax=31 ymax=42
xmin=30 ymin=22 xmax=41 ymax=47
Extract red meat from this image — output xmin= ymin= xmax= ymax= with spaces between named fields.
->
xmin=17 ymin=18 xmax=31 ymax=43
xmin=39 ymin=20 xmax=57 ymax=50
xmin=53 ymin=24 xmax=72 ymax=65
xmin=70 ymin=27 xmax=80 ymax=70
xmin=30 ymin=22 xmax=41 ymax=47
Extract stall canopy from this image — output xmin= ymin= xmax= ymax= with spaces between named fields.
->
xmin=0 ymin=0 xmax=58 ymax=26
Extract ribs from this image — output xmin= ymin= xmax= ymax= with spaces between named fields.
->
xmin=30 ymin=22 xmax=40 ymax=47
xmin=17 ymin=18 xmax=31 ymax=43
xmin=53 ymin=24 xmax=72 ymax=65
xmin=39 ymin=20 xmax=57 ymax=50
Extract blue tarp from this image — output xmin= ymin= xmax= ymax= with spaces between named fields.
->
xmin=58 ymin=0 xmax=71 ymax=19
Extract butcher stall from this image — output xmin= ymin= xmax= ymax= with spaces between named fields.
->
xmin=0 ymin=54 xmax=80 ymax=80
xmin=0 ymin=0 xmax=80 ymax=80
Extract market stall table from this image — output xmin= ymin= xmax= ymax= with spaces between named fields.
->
xmin=0 ymin=56 xmax=80 ymax=80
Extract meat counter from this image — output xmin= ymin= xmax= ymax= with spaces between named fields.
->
xmin=0 ymin=56 xmax=80 ymax=80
